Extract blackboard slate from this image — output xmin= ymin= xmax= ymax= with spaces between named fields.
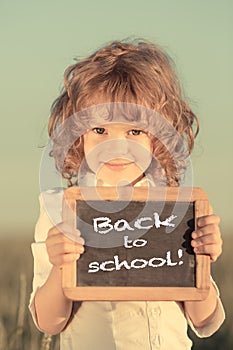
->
xmin=62 ymin=186 xmax=210 ymax=301
xmin=76 ymin=200 xmax=195 ymax=288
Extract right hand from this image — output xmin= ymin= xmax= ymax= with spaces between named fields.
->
xmin=46 ymin=222 xmax=85 ymax=267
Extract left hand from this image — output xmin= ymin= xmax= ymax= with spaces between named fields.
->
xmin=191 ymin=209 xmax=223 ymax=262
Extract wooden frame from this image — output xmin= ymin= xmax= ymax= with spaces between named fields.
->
xmin=62 ymin=186 xmax=210 ymax=301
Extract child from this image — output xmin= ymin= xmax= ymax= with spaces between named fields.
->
xmin=30 ymin=40 xmax=225 ymax=350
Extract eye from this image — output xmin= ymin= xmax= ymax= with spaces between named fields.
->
xmin=93 ymin=127 xmax=106 ymax=135
xmin=129 ymin=129 xmax=143 ymax=136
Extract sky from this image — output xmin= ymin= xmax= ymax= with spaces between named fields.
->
xmin=0 ymin=0 xmax=232 ymax=236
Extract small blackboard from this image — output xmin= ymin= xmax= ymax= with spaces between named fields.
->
xmin=62 ymin=186 xmax=210 ymax=301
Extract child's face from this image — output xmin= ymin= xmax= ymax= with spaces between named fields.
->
xmin=83 ymin=123 xmax=152 ymax=186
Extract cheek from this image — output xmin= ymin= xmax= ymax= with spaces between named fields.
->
xmin=83 ymin=134 xmax=99 ymax=156
xmin=83 ymin=136 xmax=105 ymax=172
xmin=128 ymin=141 xmax=152 ymax=169
xmin=144 ymin=136 xmax=153 ymax=152
xmin=135 ymin=138 xmax=152 ymax=157
xmin=83 ymin=134 xmax=88 ymax=155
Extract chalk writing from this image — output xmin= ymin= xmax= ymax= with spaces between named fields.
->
xmin=89 ymin=211 xmax=181 ymax=274
xmin=93 ymin=212 xmax=177 ymax=235
xmin=88 ymin=249 xmax=183 ymax=273
xmin=124 ymin=236 xmax=147 ymax=248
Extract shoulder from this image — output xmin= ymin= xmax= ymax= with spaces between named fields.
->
xmin=39 ymin=187 xmax=64 ymax=207
xmin=35 ymin=188 xmax=65 ymax=242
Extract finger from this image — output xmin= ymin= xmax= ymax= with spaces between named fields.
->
xmin=47 ymin=223 xmax=73 ymax=237
xmin=62 ymin=194 xmax=75 ymax=223
xmin=58 ymin=222 xmax=84 ymax=243
xmin=193 ymin=244 xmax=222 ymax=262
xmin=46 ymin=233 xmax=67 ymax=252
xmin=61 ymin=253 xmax=81 ymax=265
xmin=47 ymin=241 xmax=84 ymax=256
xmin=46 ymin=233 xmax=85 ymax=266
xmin=191 ymin=229 xmax=222 ymax=253
xmin=209 ymin=205 xmax=213 ymax=215
xmin=197 ymin=214 xmax=220 ymax=228
xmin=46 ymin=231 xmax=84 ymax=248
xmin=47 ymin=225 xmax=61 ymax=237
xmin=62 ymin=194 xmax=85 ymax=242
xmin=51 ymin=253 xmax=81 ymax=267
xmin=191 ymin=233 xmax=215 ymax=247
xmin=192 ymin=224 xmax=221 ymax=240
xmin=47 ymin=239 xmax=85 ymax=267
xmin=47 ymin=223 xmax=85 ymax=244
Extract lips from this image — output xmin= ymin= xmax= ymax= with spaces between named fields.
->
xmin=104 ymin=161 xmax=134 ymax=171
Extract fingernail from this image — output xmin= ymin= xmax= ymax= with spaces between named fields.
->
xmin=192 ymin=232 xmax=197 ymax=239
xmin=191 ymin=240 xmax=196 ymax=247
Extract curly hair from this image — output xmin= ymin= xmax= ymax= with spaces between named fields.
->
xmin=48 ymin=39 xmax=199 ymax=186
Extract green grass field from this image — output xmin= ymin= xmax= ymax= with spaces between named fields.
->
xmin=0 ymin=232 xmax=232 ymax=349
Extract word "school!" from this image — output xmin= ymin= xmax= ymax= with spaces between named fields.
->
xmin=88 ymin=249 xmax=184 ymax=273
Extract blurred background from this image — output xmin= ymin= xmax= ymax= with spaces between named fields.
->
xmin=0 ymin=0 xmax=232 ymax=349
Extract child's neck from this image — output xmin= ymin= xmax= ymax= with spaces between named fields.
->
xmin=131 ymin=173 xmax=145 ymax=186
xmin=96 ymin=173 xmax=146 ymax=187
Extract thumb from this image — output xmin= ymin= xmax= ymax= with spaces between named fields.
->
xmin=61 ymin=190 xmax=85 ymax=244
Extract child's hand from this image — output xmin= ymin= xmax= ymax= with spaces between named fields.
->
xmin=46 ymin=223 xmax=85 ymax=267
xmin=191 ymin=210 xmax=222 ymax=262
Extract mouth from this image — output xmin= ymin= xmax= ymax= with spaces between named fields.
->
xmin=104 ymin=160 xmax=134 ymax=171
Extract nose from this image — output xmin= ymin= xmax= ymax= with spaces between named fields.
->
xmin=105 ymin=138 xmax=129 ymax=156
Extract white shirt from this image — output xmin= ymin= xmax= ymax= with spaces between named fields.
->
xmin=29 ymin=182 xmax=225 ymax=350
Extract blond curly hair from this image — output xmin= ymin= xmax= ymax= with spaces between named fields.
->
xmin=48 ymin=39 xmax=199 ymax=186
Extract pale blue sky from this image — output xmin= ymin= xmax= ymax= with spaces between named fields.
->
xmin=0 ymin=0 xmax=232 ymax=235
